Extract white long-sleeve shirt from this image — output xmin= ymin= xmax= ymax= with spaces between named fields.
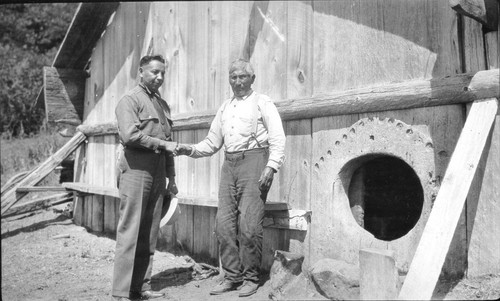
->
xmin=190 ymin=91 xmax=286 ymax=171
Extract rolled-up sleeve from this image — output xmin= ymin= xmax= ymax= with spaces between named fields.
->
xmin=115 ymin=95 xmax=163 ymax=151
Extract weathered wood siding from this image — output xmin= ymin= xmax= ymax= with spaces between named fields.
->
xmin=73 ymin=1 xmax=499 ymax=275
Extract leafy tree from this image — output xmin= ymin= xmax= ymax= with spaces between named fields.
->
xmin=0 ymin=3 xmax=78 ymax=137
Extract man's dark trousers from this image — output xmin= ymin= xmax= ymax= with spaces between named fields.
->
xmin=112 ymin=148 xmax=166 ymax=297
xmin=216 ymin=148 xmax=269 ymax=284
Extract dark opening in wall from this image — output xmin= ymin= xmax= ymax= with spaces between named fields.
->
xmin=347 ymin=155 xmax=424 ymax=241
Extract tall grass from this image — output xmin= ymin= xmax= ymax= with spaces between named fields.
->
xmin=1 ymin=131 xmax=70 ymax=187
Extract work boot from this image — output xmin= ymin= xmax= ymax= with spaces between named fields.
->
xmin=238 ymin=281 xmax=259 ymax=297
xmin=210 ymin=279 xmax=242 ymax=295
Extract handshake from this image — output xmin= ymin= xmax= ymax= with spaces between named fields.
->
xmin=161 ymin=141 xmax=193 ymax=156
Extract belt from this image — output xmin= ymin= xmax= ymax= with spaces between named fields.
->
xmin=124 ymin=146 xmax=166 ymax=154
xmin=225 ymin=147 xmax=268 ymax=155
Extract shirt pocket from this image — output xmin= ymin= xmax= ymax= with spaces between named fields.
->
xmin=138 ymin=111 xmax=160 ymax=136
xmin=237 ymin=115 xmax=253 ymax=137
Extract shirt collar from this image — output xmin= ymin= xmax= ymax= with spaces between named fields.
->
xmin=232 ymin=90 xmax=254 ymax=102
xmin=139 ymin=83 xmax=161 ymax=98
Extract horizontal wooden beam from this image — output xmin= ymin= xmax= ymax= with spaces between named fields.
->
xmin=16 ymin=186 xmax=69 ymax=193
xmin=1 ymin=132 xmax=86 ymax=216
xmin=173 ymin=69 xmax=499 ymax=130
xmin=62 ymin=182 xmax=119 ymax=198
xmin=77 ymin=122 xmax=118 ymax=136
xmin=62 ymin=182 xmax=306 ymax=230
xmin=75 ymin=69 xmax=499 ymax=135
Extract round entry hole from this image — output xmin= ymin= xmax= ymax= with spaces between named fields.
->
xmin=347 ymin=155 xmax=424 ymax=241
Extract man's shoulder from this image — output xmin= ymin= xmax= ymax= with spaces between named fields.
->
xmin=254 ymin=92 xmax=275 ymax=104
xmin=218 ymin=97 xmax=233 ymax=111
xmin=119 ymin=86 xmax=145 ymax=102
xmin=125 ymin=85 xmax=144 ymax=97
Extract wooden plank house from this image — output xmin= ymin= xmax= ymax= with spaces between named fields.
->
xmin=36 ymin=0 xmax=499 ymax=285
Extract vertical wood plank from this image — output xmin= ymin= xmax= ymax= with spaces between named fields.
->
xmin=85 ymin=195 xmax=93 ymax=229
xmin=176 ymin=2 xmax=190 ymax=113
xmin=177 ymin=204 xmax=194 ymax=253
xmin=91 ymin=135 xmax=105 ymax=232
xmin=287 ymin=0 xmax=313 ymax=98
xmin=104 ymin=195 xmax=116 ymax=233
xmin=91 ymin=194 xmax=104 ymax=233
xmin=193 ymin=205 xmax=213 ymax=261
xmin=194 ymin=129 xmax=211 ymax=197
xmin=72 ymin=142 xmax=86 ymax=226
xmin=462 ymin=16 xmax=487 ymax=72
xmin=251 ymin=1 xmax=287 ymax=100
xmin=209 ymin=206 xmax=218 ymax=260
xmin=484 ymin=30 xmax=499 ymax=69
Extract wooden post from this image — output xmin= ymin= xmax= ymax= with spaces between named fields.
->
xmin=398 ymin=98 xmax=499 ymax=300
xmin=1 ymin=131 xmax=86 ymax=216
xmin=360 ymin=248 xmax=399 ymax=300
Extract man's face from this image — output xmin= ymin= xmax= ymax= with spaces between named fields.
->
xmin=140 ymin=60 xmax=166 ymax=93
xmin=229 ymin=68 xmax=255 ymax=97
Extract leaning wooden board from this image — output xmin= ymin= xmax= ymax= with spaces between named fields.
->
xmin=1 ymin=131 xmax=86 ymax=216
xmin=399 ymin=98 xmax=499 ymax=300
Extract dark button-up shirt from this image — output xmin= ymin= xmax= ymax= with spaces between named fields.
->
xmin=115 ymin=84 xmax=175 ymax=177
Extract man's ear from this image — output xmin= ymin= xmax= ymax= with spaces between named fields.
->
xmin=251 ymin=74 xmax=256 ymax=84
xmin=139 ymin=67 xmax=143 ymax=78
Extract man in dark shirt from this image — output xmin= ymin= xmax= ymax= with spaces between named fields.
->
xmin=112 ymin=55 xmax=177 ymax=301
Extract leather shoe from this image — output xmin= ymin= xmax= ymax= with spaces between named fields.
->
xmin=238 ymin=281 xmax=259 ymax=297
xmin=129 ymin=290 xmax=164 ymax=300
xmin=111 ymin=296 xmax=132 ymax=301
xmin=140 ymin=290 xmax=164 ymax=299
xmin=210 ymin=279 xmax=242 ymax=295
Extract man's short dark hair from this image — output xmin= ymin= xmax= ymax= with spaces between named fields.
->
xmin=140 ymin=55 xmax=166 ymax=67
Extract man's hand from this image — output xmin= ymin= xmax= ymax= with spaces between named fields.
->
xmin=176 ymin=144 xmax=193 ymax=156
xmin=167 ymin=177 xmax=178 ymax=195
xmin=161 ymin=141 xmax=178 ymax=154
xmin=258 ymin=166 xmax=275 ymax=192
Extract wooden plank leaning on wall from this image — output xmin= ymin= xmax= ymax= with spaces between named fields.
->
xmin=398 ymin=97 xmax=499 ymax=300
xmin=0 ymin=132 xmax=86 ymax=216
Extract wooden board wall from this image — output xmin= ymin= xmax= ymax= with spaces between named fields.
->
xmin=76 ymin=1 xmax=499 ymax=276
xmin=465 ymin=25 xmax=500 ymax=277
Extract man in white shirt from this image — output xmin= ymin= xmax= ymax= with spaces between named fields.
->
xmin=176 ymin=59 xmax=286 ymax=297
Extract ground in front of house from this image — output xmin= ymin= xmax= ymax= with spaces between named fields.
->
xmin=1 ymin=204 xmax=499 ymax=301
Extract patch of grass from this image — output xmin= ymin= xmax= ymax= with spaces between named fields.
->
xmin=1 ymin=131 xmax=70 ymax=187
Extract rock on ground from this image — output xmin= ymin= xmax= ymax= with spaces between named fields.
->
xmin=309 ymin=258 xmax=360 ymax=300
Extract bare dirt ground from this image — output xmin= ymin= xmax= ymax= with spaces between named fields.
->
xmin=2 ymin=204 xmax=499 ymax=301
